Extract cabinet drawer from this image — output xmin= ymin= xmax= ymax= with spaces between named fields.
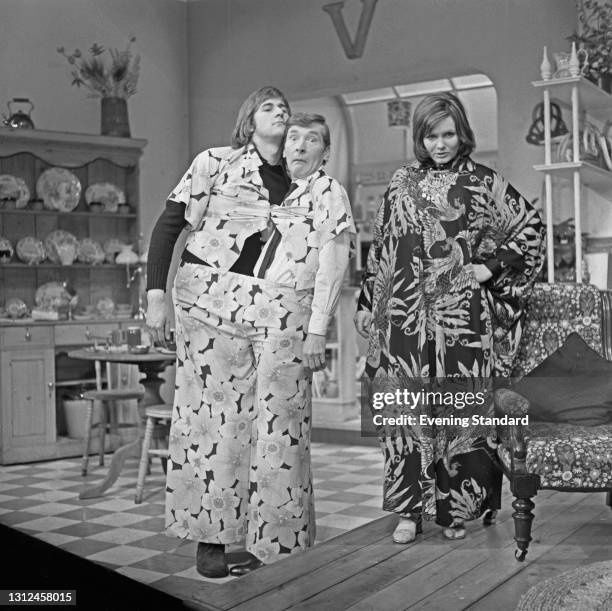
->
xmin=1 ymin=325 xmax=53 ymax=348
xmin=54 ymin=323 xmax=119 ymax=346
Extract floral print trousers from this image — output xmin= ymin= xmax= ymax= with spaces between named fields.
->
xmin=165 ymin=262 xmax=316 ymax=564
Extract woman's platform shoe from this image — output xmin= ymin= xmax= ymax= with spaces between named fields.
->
xmin=229 ymin=556 xmax=264 ymax=576
xmin=442 ymin=522 xmax=466 ymax=540
xmin=196 ymin=542 xmax=229 ymax=578
xmin=482 ymin=509 xmax=498 ymax=526
xmin=392 ymin=517 xmax=422 ymax=544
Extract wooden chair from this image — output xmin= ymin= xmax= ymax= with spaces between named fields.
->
xmin=494 ymin=282 xmax=612 ymax=560
xmin=81 ymin=360 xmax=144 ymax=476
xmin=134 ymin=404 xmax=172 ymax=504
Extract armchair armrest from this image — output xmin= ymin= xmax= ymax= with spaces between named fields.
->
xmin=494 ymin=388 xmax=530 ymax=474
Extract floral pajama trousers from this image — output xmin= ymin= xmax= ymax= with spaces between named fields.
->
xmin=165 ymin=262 xmax=316 ymax=564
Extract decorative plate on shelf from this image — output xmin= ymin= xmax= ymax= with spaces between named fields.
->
xmin=44 ymin=230 xmax=78 ymax=263
xmin=0 ymin=236 xmax=14 ymax=263
xmin=34 ymin=281 xmax=71 ymax=309
xmin=5 ymin=297 xmax=28 ymax=319
xmin=96 ymin=297 xmax=115 ymax=318
xmin=85 ymin=182 xmax=125 ymax=213
xmin=103 ymin=238 xmax=126 ymax=263
xmin=77 ymin=238 xmax=106 ymax=265
xmin=0 ymin=175 xmax=30 ymax=208
xmin=15 ymin=236 xmax=46 ymax=265
xmin=36 ymin=167 xmax=82 ymax=211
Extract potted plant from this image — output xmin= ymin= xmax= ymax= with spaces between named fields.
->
xmin=569 ymin=0 xmax=612 ymax=92
xmin=57 ymin=36 xmax=140 ymax=137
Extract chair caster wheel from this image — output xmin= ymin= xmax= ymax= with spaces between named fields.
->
xmin=515 ymin=549 xmax=527 ymax=562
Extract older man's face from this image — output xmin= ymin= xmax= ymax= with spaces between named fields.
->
xmin=284 ymin=124 xmax=329 ymax=179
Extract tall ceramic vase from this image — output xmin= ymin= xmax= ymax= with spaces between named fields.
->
xmin=100 ymin=97 xmax=131 ymax=138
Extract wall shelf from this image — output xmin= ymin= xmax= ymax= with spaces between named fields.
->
xmin=532 ymin=76 xmax=612 ymax=121
xmin=0 ymin=208 xmax=136 ymax=219
xmin=1 ymin=263 xmax=139 ymax=269
xmin=532 ymin=75 xmax=612 ymax=283
xmin=533 ymin=161 xmax=612 ymax=191
xmin=0 ymin=130 xmax=146 ymax=465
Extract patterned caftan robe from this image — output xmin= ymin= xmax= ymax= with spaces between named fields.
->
xmin=357 ymin=156 xmax=545 ymax=526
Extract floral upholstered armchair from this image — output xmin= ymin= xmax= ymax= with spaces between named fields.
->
xmin=494 ymin=282 xmax=612 ymax=560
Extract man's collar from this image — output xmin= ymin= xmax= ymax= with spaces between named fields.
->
xmin=248 ymin=141 xmax=287 ymax=168
xmin=285 ymin=168 xmax=326 ymax=201
xmin=245 ymin=142 xmax=264 ymax=167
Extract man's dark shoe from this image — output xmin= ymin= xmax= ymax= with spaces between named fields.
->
xmin=196 ymin=542 xmax=228 ymax=578
xmin=229 ymin=556 xmax=264 ymax=576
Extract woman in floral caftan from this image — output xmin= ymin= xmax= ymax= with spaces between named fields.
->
xmin=355 ymin=93 xmax=545 ymax=542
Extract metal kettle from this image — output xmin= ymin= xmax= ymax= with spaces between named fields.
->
xmin=2 ymin=98 xmax=35 ymax=129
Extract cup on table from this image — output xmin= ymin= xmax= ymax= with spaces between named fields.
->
xmin=126 ymin=326 xmax=142 ymax=349
xmin=110 ymin=329 xmax=127 ymax=346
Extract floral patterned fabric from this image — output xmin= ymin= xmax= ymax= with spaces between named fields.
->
xmin=511 ymin=282 xmax=603 ymax=378
xmin=497 ymin=422 xmax=612 ymax=490
xmin=262 ymin=169 xmax=355 ymax=290
xmin=358 ymin=156 xmax=545 ymax=527
xmin=165 ymin=263 xmax=316 ymax=563
xmin=500 ymin=282 xmax=612 ymax=492
xmin=170 ymin=147 xmax=354 ymax=291
xmin=169 ymin=144 xmax=270 ymax=270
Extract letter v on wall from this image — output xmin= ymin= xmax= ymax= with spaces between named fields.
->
xmin=322 ymin=0 xmax=378 ymax=59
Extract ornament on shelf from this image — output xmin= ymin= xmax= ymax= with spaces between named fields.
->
xmin=569 ymin=42 xmax=581 ymax=77
xmin=556 ymin=121 xmax=603 ymax=165
xmin=525 ymin=101 xmax=568 ymax=145
xmin=540 ymin=46 xmax=552 ymax=80
xmin=599 ymin=121 xmax=612 ymax=170
xmin=552 ymin=45 xmax=588 ymax=79
xmin=115 ymin=244 xmax=139 ymax=265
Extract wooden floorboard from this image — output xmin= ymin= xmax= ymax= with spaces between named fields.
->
xmin=208 ymin=486 xmax=550 ymax=609
xmin=190 ymin=516 xmax=397 ymax=609
xmin=413 ymin=497 xmax=609 ymax=609
xmin=468 ymin=493 xmax=612 ymax=611
xmin=288 ymin=492 xmax=562 ymax=611
xmin=227 ymin=490 xmax=571 ymax=610
xmin=296 ymin=493 xmax=568 ymax=610
xmin=151 ymin=572 xmax=223 ymax=608
xmin=247 ymin=507 xmax=515 ymax=611
xmin=344 ymin=492 xmax=599 ymax=610
xmin=179 ymin=489 xmax=610 ymax=611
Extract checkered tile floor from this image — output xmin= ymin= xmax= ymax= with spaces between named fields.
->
xmin=0 ymin=443 xmax=385 ymax=591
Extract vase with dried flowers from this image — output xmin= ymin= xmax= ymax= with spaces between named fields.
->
xmin=568 ymin=0 xmax=612 ymax=93
xmin=57 ymin=36 xmax=140 ymax=137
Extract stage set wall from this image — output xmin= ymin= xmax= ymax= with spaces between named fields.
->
xmin=186 ymin=0 xmax=576 ymax=204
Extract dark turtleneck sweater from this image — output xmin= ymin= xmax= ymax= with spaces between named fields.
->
xmin=147 ymin=152 xmax=290 ymax=291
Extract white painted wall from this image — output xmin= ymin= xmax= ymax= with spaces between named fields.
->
xmin=348 ymin=86 xmax=498 ymax=167
xmin=186 ymin=0 xmax=577 ymax=203
xmin=2 ymin=0 xmax=578 ymax=229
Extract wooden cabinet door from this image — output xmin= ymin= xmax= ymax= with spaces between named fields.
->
xmin=0 ymin=349 xmax=56 ymax=455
